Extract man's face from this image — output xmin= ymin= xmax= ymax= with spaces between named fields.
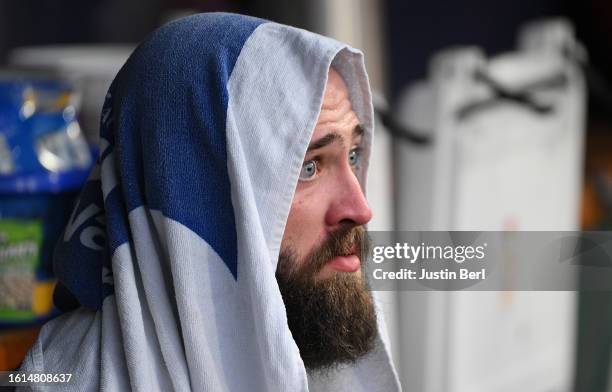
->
xmin=276 ymin=68 xmax=377 ymax=372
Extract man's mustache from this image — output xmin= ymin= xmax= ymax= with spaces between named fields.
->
xmin=304 ymin=225 xmax=369 ymax=276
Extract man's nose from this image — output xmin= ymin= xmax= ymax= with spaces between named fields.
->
xmin=325 ymin=168 xmax=373 ymax=227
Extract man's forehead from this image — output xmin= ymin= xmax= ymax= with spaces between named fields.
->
xmin=310 ymin=68 xmax=361 ymax=143
xmin=325 ymin=68 xmax=350 ymax=100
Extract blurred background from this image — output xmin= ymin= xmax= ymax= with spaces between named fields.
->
xmin=0 ymin=1 xmax=610 ymax=391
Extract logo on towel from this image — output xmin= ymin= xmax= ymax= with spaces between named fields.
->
xmin=64 ymin=201 xmax=106 ymax=251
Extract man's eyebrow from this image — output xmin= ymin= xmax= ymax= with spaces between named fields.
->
xmin=353 ymin=124 xmax=364 ymax=137
xmin=307 ymin=132 xmax=343 ymax=152
xmin=306 ymin=125 xmax=364 ymax=152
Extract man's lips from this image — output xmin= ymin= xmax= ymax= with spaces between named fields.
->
xmin=327 ymin=255 xmax=360 ymax=272
xmin=327 ymin=245 xmax=360 ymax=273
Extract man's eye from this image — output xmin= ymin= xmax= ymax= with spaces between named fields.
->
xmin=348 ymin=148 xmax=362 ymax=168
xmin=300 ymin=160 xmax=317 ymax=180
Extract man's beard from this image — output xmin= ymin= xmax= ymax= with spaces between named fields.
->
xmin=276 ymin=225 xmax=377 ymax=372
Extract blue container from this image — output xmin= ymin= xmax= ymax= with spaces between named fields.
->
xmin=0 ymin=78 xmax=94 ymax=327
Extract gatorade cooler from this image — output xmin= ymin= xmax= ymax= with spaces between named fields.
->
xmin=0 ymin=77 xmax=93 ymax=327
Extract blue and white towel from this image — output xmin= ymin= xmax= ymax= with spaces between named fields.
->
xmin=18 ymin=13 xmax=400 ymax=392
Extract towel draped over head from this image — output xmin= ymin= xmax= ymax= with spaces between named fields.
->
xmin=18 ymin=12 xmax=400 ymax=392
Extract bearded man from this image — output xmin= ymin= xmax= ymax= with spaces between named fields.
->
xmin=18 ymin=13 xmax=400 ymax=392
